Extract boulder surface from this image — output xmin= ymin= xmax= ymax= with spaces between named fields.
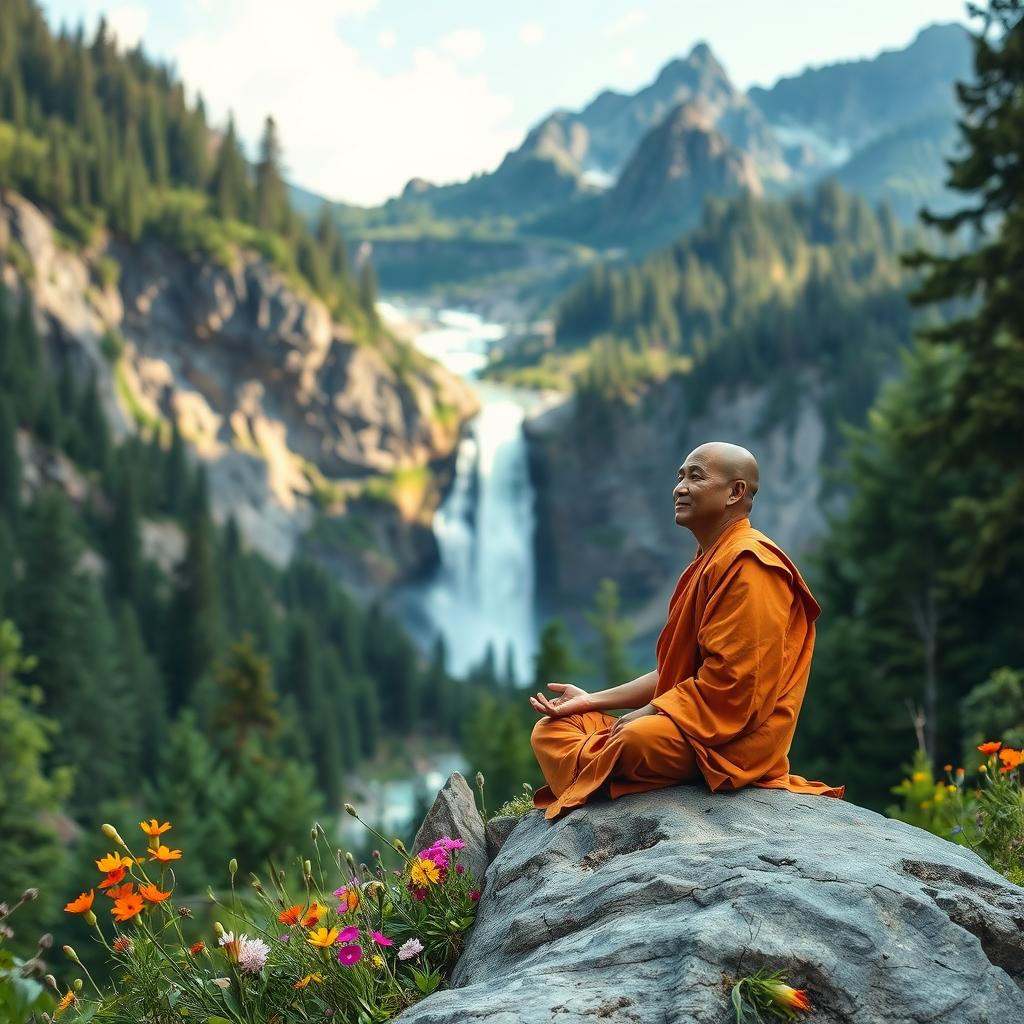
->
xmin=398 ymin=785 xmax=1024 ymax=1023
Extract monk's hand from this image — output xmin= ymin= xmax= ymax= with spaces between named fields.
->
xmin=529 ymin=682 xmax=594 ymax=719
xmin=610 ymin=703 xmax=659 ymax=738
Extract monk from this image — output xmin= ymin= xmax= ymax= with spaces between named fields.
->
xmin=529 ymin=441 xmax=844 ymax=821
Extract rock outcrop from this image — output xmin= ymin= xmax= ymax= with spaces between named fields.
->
xmin=0 ymin=190 xmax=478 ymax=588
xmin=400 ymin=785 xmax=1024 ymax=1023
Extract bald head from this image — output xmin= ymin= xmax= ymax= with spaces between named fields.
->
xmin=690 ymin=442 xmax=759 ymax=511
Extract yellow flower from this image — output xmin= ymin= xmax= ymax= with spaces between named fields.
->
xmin=139 ymin=819 xmax=172 ymax=837
xmin=294 ymin=972 xmax=324 ymax=989
xmin=410 ymin=857 xmax=440 ymax=887
xmin=307 ymin=927 xmax=340 ymax=948
xmin=95 ymin=852 xmax=133 ymax=873
xmin=55 ymin=991 xmax=76 ymax=1016
xmin=911 ymin=770 xmax=930 ymax=784
xmin=371 ymin=954 xmax=385 ymax=970
xmin=946 ymin=784 xmax=957 ymax=793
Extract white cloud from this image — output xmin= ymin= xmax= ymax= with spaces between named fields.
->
xmin=107 ymin=4 xmax=149 ymax=48
xmin=438 ymin=27 xmax=486 ymax=63
xmin=519 ymin=21 xmax=545 ymax=47
xmin=377 ymin=28 xmax=397 ymax=49
xmin=174 ymin=1 xmax=515 ymax=205
xmin=606 ymin=10 xmax=649 ymax=36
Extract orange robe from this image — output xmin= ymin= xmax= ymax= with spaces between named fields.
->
xmin=532 ymin=517 xmax=844 ymax=820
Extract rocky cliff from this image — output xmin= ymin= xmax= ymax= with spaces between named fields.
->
xmin=401 ymin=783 xmax=1024 ymax=1023
xmin=525 ymin=376 xmax=827 ymax=640
xmin=0 ymin=190 xmax=477 ymax=590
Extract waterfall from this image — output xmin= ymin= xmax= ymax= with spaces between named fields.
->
xmin=384 ymin=303 xmax=538 ymax=684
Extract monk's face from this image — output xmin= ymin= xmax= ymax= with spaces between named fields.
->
xmin=673 ymin=451 xmax=736 ymax=528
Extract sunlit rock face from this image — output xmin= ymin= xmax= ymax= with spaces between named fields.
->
xmin=400 ymin=785 xmax=1024 ymax=1023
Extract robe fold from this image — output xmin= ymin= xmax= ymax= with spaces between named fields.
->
xmin=532 ymin=517 xmax=845 ymax=820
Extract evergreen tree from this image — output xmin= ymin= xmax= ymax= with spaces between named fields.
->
xmin=902 ymin=0 xmax=1024 ymax=591
xmin=585 ymin=579 xmax=634 ymax=686
xmin=212 ymin=634 xmax=280 ymax=761
xmin=209 ymin=114 xmax=250 ymax=222
xmin=533 ymin=618 xmax=578 ymax=687
xmin=0 ymin=396 xmax=20 ymax=525
xmin=255 ymin=115 xmax=286 ymax=233
xmin=461 ymin=695 xmax=540 ymax=808
xmin=0 ymin=620 xmax=70 ymax=946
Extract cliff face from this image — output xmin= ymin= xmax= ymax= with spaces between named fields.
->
xmin=0 ymin=190 xmax=478 ymax=588
xmin=525 ymin=375 xmax=827 ymax=637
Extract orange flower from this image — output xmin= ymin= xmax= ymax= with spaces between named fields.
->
xmin=98 ymin=867 xmax=128 ymax=890
xmin=139 ymin=883 xmax=172 ymax=904
xmin=112 ymin=893 xmax=145 ymax=922
xmin=306 ymin=926 xmax=340 ymax=948
xmin=55 ymin=990 xmax=76 ymax=1016
xmin=998 ymin=748 xmax=1023 ymax=773
xmin=104 ymin=882 xmax=134 ymax=901
xmin=338 ymin=888 xmax=360 ymax=913
xmin=294 ymin=972 xmax=324 ymax=988
xmin=96 ymin=852 xmax=133 ymax=873
xmin=410 ymin=858 xmax=440 ymax=887
xmin=64 ymin=890 xmax=94 ymax=915
xmin=112 ymin=935 xmax=132 ymax=952
xmin=149 ymin=844 xmax=183 ymax=863
xmin=764 ymin=979 xmax=812 ymax=1013
xmin=139 ymin=819 xmax=172 ymax=837
xmin=942 ymin=764 xmax=953 ymax=773
xmin=301 ymin=902 xmax=324 ymax=928
xmin=977 ymin=741 xmax=1002 ymax=755
xmin=278 ymin=904 xmax=303 ymax=925
xmin=189 ymin=941 xmax=206 ymax=956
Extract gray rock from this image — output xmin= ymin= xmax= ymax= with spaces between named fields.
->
xmin=397 ymin=786 xmax=1024 ymax=1023
xmin=412 ymin=773 xmax=487 ymax=886
xmin=485 ymin=815 xmax=522 ymax=863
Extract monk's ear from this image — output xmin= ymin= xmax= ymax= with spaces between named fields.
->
xmin=726 ymin=480 xmax=747 ymax=506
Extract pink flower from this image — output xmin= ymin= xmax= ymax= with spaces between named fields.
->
xmin=371 ymin=930 xmax=393 ymax=947
xmin=437 ymin=837 xmax=465 ymax=851
xmin=337 ymin=944 xmax=363 ymax=966
xmin=420 ymin=846 xmax=448 ymax=867
xmin=455 ymin=864 xmax=465 ymax=874
xmin=336 ymin=926 xmax=359 ymax=944
xmin=408 ymin=884 xmax=427 ymax=902
xmin=469 ymin=889 xmax=481 ymax=902
xmin=398 ymin=937 xmax=424 ymax=961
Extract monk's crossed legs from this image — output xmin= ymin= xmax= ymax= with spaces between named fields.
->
xmin=531 ymin=710 xmax=698 ymax=801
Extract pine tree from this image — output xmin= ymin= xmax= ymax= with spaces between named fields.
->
xmin=209 ymin=114 xmax=250 ymax=221
xmin=585 ymin=579 xmax=634 ymax=686
xmin=255 ymin=116 xmax=286 ymax=233
xmin=212 ymin=634 xmax=280 ymax=761
xmin=902 ymin=0 xmax=1024 ymax=591
xmin=533 ymin=618 xmax=577 ymax=687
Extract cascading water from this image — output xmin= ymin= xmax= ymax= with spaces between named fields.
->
xmin=382 ymin=303 xmax=538 ymax=683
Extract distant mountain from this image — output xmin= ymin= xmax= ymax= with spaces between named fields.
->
xmin=749 ymin=23 xmax=970 ymax=165
xmin=593 ymin=102 xmax=763 ymax=243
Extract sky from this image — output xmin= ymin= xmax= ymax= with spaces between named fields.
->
xmin=40 ymin=0 xmax=971 ymax=206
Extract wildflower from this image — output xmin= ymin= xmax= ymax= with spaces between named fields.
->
xmin=946 ymin=784 xmax=957 ymax=793
xmin=64 ymin=891 xmax=94 ymax=915
xmin=420 ymin=846 xmax=448 ymax=868
xmin=279 ymin=933 xmax=290 ymax=942
xmin=337 ymin=926 xmax=359 ymax=943
xmin=189 ymin=942 xmax=205 ymax=956
xmin=278 ymin=904 xmax=303 ymax=926
xmin=455 ymin=864 xmax=465 ymax=874
xmin=335 ymin=886 xmax=360 ymax=913
xmin=99 ymin=867 xmax=128 ymax=890
xmin=238 ymin=936 xmax=270 ymax=974
xmin=998 ymin=748 xmax=1024 ymax=772
xmin=112 ymin=936 xmax=132 ymax=953
xmin=294 ymin=973 xmax=324 ymax=989
xmin=951 ymin=825 xmax=963 ymax=835
xmin=95 ymin=853 xmax=132 ymax=873
xmin=434 ymin=837 xmax=465 ymax=852
xmin=337 ymin=943 xmax=363 ymax=966
xmin=371 ymin=930 xmax=393 ymax=947
xmin=408 ymin=885 xmax=427 ymax=902
xmin=218 ymin=931 xmax=242 ymax=963
xmin=398 ymin=937 xmax=424 ymax=961
xmin=55 ymin=990 xmax=76 ymax=1016
xmin=150 ymin=844 xmax=183 ymax=863
xmin=307 ymin=927 xmax=341 ymax=948
xmin=469 ymin=889 xmax=481 ymax=902
xmin=977 ymin=741 xmax=1002 ymax=755
xmin=371 ymin=954 xmax=385 ymax=969
xmin=763 ymin=978 xmax=812 ymax=1013
xmin=104 ymin=882 xmax=134 ymax=901
xmin=112 ymin=893 xmax=145 ymax=922
xmin=911 ymin=770 xmax=929 ymax=784
xmin=139 ymin=820 xmax=172 ymax=837
xmin=139 ymin=884 xmax=172 ymax=904
xmin=410 ymin=858 xmax=441 ymax=887
xmin=300 ymin=902 xmax=325 ymax=927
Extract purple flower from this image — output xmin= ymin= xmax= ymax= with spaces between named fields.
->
xmin=469 ymin=889 xmax=481 ymax=902
xmin=337 ymin=944 xmax=363 ymax=966
xmin=279 ymin=933 xmax=290 ymax=943
xmin=370 ymin=930 xmax=393 ymax=947
xmin=455 ymin=864 xmax=465 ymax=874
xmin=336 ymin=926 xmax=359 ymax=944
